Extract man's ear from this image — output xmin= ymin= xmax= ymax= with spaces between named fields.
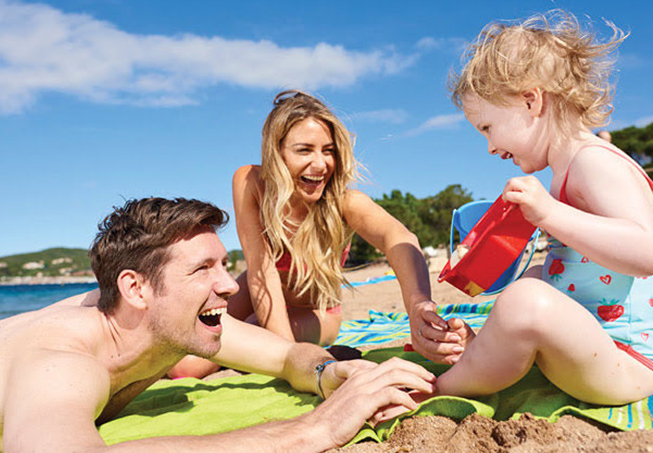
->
xmin=522 ymin=88 xmax=544 ymax=117
xmin=117 ymin=269 xmax=148 ymax=310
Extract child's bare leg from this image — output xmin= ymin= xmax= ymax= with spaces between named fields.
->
xmin=437 ymin=278 xmax=653 ymax=405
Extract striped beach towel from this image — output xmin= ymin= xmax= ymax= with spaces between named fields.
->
xmin=333 ymin=301 xmax=494 ymax=348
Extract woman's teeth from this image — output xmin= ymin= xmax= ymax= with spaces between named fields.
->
xmin=199 ymin=307 xmax=226 ymax=327
xmin=301 ymin=175 xmax=324 ymax=184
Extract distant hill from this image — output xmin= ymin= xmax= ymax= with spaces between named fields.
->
xmin=0 ymin=247 xmax=245 ymax=279
xmin=0 ymin=248 xmax=92 ymax=278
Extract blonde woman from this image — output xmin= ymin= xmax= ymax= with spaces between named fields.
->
xmin=168 ymin=90 xmax=464 ymax=379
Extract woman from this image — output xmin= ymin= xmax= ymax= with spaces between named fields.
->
xmin=168 ymin=90 xmax=459 ymax=378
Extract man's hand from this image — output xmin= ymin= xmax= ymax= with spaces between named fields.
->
xmin=409 ymin=300 xmax=475 ymax=364
xmin=304 ymin=357 xmax=436 ymax=448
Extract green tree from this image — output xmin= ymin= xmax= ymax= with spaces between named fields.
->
xmin=611 ymin=122 xmax=653 ymax=169
xmin=347 ymin=185 xmax=474 ymax=265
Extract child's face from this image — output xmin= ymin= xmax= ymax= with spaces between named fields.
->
xmin=462 ymin=93 xmax=547 ymax=174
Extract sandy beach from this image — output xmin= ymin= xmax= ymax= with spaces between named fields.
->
xmin=323 ymin=253 xmax=653 ymax=452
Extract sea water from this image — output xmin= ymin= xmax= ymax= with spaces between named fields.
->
xmin=0 ymin=283 xmax=98 ymax=320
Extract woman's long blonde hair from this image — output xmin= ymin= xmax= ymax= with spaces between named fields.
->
xmin=260 ymin=90 xmax=359 ymax=311
xmin=449 ymin=10 xmax=627 ymax=135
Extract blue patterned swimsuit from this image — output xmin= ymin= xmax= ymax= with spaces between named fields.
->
xmin=542 ymin=145 xmax=653 ymax=370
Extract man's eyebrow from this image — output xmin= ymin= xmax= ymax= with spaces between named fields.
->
xmin=188 ymin=256 xmax=214 ymax=268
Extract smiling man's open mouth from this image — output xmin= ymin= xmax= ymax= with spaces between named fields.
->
xmin=199 ymin=307 xmax=226 ymax=327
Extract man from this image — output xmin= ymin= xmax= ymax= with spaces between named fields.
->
xmin=1 ymin=197 xmax=435 ymax=452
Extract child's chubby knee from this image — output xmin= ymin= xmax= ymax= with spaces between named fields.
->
xmin=493 ymin=278 xmax=564 ymax=327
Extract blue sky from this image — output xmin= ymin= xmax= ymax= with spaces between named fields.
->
xmin=1 ymin=0 xmax=652 ymax=256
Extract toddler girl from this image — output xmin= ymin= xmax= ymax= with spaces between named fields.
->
xmin=429 ymin=10 xmax=653 ymax=405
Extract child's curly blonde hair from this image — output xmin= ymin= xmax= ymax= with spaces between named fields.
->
xmin=449 ymin=10 xmax=627 ymax=134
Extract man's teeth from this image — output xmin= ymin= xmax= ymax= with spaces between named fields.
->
xmin=200 ymin=307 xmax=227 ymax=317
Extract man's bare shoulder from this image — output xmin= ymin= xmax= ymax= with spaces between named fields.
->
xmin=1 ymin=304 xmax=109 ymax=384
xmin=1 ymin=306 xmax=112 ymax=451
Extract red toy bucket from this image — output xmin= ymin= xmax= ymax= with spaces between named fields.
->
xmin=438 ymin=196 xmax=536 ymax=297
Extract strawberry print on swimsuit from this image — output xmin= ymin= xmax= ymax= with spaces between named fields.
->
xmin=597 ymin=298 xmax=624 ymax=322
xmin=548 ymin=259 xmax=565 ymax=282
xmin=543 ymin=237 xmax=653 ymax=361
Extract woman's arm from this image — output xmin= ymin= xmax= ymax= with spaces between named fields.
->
xmin=342 ymin=190 xmax=472 ymax=363
xmin=232 ymin=165 xmax=295 ymax=340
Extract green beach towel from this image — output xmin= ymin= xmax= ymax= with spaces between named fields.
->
xmin=99 ymin=347 xmax=653 ymax=446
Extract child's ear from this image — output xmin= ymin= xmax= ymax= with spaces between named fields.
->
xmin=117 ymin=269 xmax=149 ymax=310
xmin=522 ymin=88 xmax=544 ymax=117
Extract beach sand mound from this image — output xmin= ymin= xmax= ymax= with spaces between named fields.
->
xmin=331 ymin=413 xmax=653 ymax=452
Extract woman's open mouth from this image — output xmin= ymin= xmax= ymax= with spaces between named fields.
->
xmin=300 ymin=175 xmax=325 ymax=187
xmin=199 ymin=307 xmax=226 ymax=327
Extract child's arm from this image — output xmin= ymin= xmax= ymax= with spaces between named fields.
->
xmin=503 ymin=148 xmax=653 ymax=276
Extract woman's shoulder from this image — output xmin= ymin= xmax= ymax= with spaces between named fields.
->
xmin=234 ymin=164 xmax=262 ymax=180
xmin=233 ymin=165 xmax=264 ymax=187
xmin=233 ymin=165 xmax=265 ymax=203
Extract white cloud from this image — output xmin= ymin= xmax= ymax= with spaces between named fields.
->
xmin=351 ymin=109 xmax=408 ymax=124
xmin=635 ymin=115 xmax=653 ymax=127
xmin=404 ymin=113 xmax=465 ymax=136
xmin=0 ymin=0 xmax=415 ymax=113
xmin=416 ymin=36 xmax=467 ymax=53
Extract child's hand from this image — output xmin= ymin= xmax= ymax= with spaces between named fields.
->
xmin=442 ymin=317 xmax=475 ymax=364
xmin=502 ymin=176 xmax=555 ymax=226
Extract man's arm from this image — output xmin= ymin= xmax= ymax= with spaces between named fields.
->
xmin=4 ymin=340 xmax=435 ymax=453
xmin=213 ymin=314 xmax=333 ymax=393
xmin=215 ymin=308 xmax=439 ymax=398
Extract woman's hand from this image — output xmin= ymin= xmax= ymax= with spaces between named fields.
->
xmin=409 ymin=300 xmax=475 ymax=364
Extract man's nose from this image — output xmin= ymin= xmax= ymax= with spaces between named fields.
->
xmin=214 ymin=270 xmax=239 ymax=298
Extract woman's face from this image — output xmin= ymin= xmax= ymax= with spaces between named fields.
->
xmin=280 ymin=117 xmax=336 ymax=205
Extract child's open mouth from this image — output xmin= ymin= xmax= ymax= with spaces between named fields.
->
xmin=199 ymin=307 xmax=226 ymax=327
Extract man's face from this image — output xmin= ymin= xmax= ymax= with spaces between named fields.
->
xmin=148 ymin=227 xmax=239 ymax=359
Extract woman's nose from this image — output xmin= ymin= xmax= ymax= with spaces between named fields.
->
xmin=312 ymin=154 xmax=327 ymax=170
